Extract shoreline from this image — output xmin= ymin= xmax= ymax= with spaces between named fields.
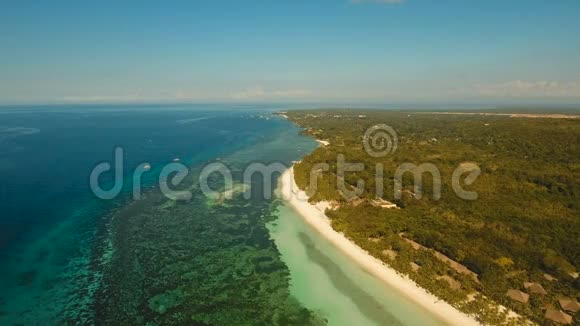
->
xmin=279 ymin=167 xmax=481 ymax=326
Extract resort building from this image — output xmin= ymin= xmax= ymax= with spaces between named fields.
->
xmin=436 ymin=275 xmax=461 ymax=290
xmin=543 ymin=273 xmax=558 ymax=281
xmin=382 ymin=249 xmax=398 ymax=261
xmin=410 ymin=262 xmax=421 ymax=272
xmin=545 ymin=309 xmax=573 ymax=325
xmin=401 ymin=236 xmax=425 ymax=251
xmin=398 ymin=233 xmax=479 ymax=282
xmin=370 ymin=198 xmax=399 ymax=209
xmin=506 ymin=289 xmax=529 ymax=304
xmin=523 ymin=282 xmax=548 ymax=295
xmin=432 ymin=251 xmax=480 ymax=282
xmin=348 ymin=197 xmax=365 ymax=207
xmin=558 ymin=297 xmax=580 ymax=313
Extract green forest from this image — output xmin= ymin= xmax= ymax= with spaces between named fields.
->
xmin=285 ymin=109 xmax=580 ymax=325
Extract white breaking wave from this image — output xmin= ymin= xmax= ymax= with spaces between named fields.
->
xmin=0 ymin=127 xmax=41 ymax=143
xmin=175 ymin=116 xmax=213 ymax=125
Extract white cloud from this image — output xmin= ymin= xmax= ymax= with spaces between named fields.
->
xmin=230 ymin=86 xmax=314 ymax=100
xmin=465 ymin=80 xmax=580 ymax=98
xmin=61 ymin=91 xmax=215 ymax=103
xmin=62 ymin=94 xmax=145 ymax=103
xmin=350 ymin=0 xmax=405 ymax=4
xmin=60 ymin=86 xmax=317 ymax=103
xmin=57 ymin=80 xmax=580 ymax=104
xmin=230 ymin=86 xmax=266 ymax=100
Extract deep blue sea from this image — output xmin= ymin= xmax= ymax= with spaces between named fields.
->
xmin=0 ymin=105 xmax=269 ymax=247
xmin=0 ymin=104 xmax=319 ymax=324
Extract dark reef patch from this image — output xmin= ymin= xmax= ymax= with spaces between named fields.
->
xmin=34 ymin=249 xmax=50 ymax=263
xmin=16 ymin=270 xmax=37 ymax=287
xmin=92 ymin=175 xmax=326 ymax=325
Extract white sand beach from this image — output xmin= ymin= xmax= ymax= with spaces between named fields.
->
xmin=316 ymin=139 xmax=330 ymax=146
xmin=279 ymin=167 xmax=481 ymax=326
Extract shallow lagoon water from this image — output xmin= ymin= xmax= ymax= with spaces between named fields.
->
xmin=269 ymin=204 xmax=446 ymax=326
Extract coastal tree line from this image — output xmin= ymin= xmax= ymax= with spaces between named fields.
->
xmin=287 ymin=110 xmax=580 ymax=325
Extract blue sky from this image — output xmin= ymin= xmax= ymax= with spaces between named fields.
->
xmin=1 ymin=0 xmax=580 ymax=104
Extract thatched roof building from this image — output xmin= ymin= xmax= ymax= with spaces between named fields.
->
xmin=328 ymin=200 xmax=341 ymax=210
xmin=558 ymin=297 xmax=580 ymax=313
xmin=370 ymin=198 xmax=398 ymax=209
xmin=397 ymin=233 xmax=479 ymax=282
xmin=437 ymin=275 xmax=461 ymax=290
xmin=349 ymin=197 xmax=365 ymax=207
xmin=543 ymin=273 xmax=558 ymax=281
xmin=523 ymin=282 xmax=548 ymax=295
xmin=506 ymin=289 xmax=529 ymax=304
xmin=398 ymin=233 xmax=425 ymax=251
xmin=381 ymin=249 xmax=398 ymax=260
xmin=545 ymin=309 xmax=572 ymax=325
xmin=410 ymin=262 xmax=421 ymax=272
xmin=433 ymin=251 xmax=479 ymax=282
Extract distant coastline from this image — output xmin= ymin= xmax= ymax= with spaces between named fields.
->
xmin=423 ymin=111 xmax=580 ymax=119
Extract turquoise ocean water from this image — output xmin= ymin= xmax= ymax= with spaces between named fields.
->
xmin=0 ymin=105 xmax=445 ymax=325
